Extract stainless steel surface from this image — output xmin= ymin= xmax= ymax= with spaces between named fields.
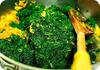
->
xmin=78 ymin=0 xmax=100 ymax=22
xmin=0 ymin=53 xmax=45 ymax=70
xmin=0 ymin=0 xmax=100 ymax=22
xmin=0 ymin=52 xmax=100 ymax=70
xmin=0 ymin=0 xmax=77 ymax=16
xmin=36 ymin=0 xmax=100 ymax=22
xmin=35 ymin=0 xmax=77 ymax=8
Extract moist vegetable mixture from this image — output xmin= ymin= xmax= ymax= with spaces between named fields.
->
xmin=0 ymin=0 xmax=100 ymax=69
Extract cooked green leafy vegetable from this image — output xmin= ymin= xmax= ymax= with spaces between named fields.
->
xmin=86 ymin=17 xmax=96 ymax=28
xmin=0 ymin=35 xmax=36 ymax=66
xmin=0 ymin=2 xmax=99 ymax=69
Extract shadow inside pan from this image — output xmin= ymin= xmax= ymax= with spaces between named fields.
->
xmin=0 ymin=0 xmax=19 ymax=16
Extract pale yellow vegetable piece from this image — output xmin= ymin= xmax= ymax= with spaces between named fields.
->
xmin=15 ymin=0 xmax=27 ymax=11
xmin=72 ymin=50 xmax=92 ymax=70
xmin=0 ymin=9 xmax=25 ymax=39
xmin=41 ymin=11 xmax=46 ymax=17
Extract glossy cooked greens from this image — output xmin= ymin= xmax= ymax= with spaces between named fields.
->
xmin=0 ymin=2 xmax=98 ymax=69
